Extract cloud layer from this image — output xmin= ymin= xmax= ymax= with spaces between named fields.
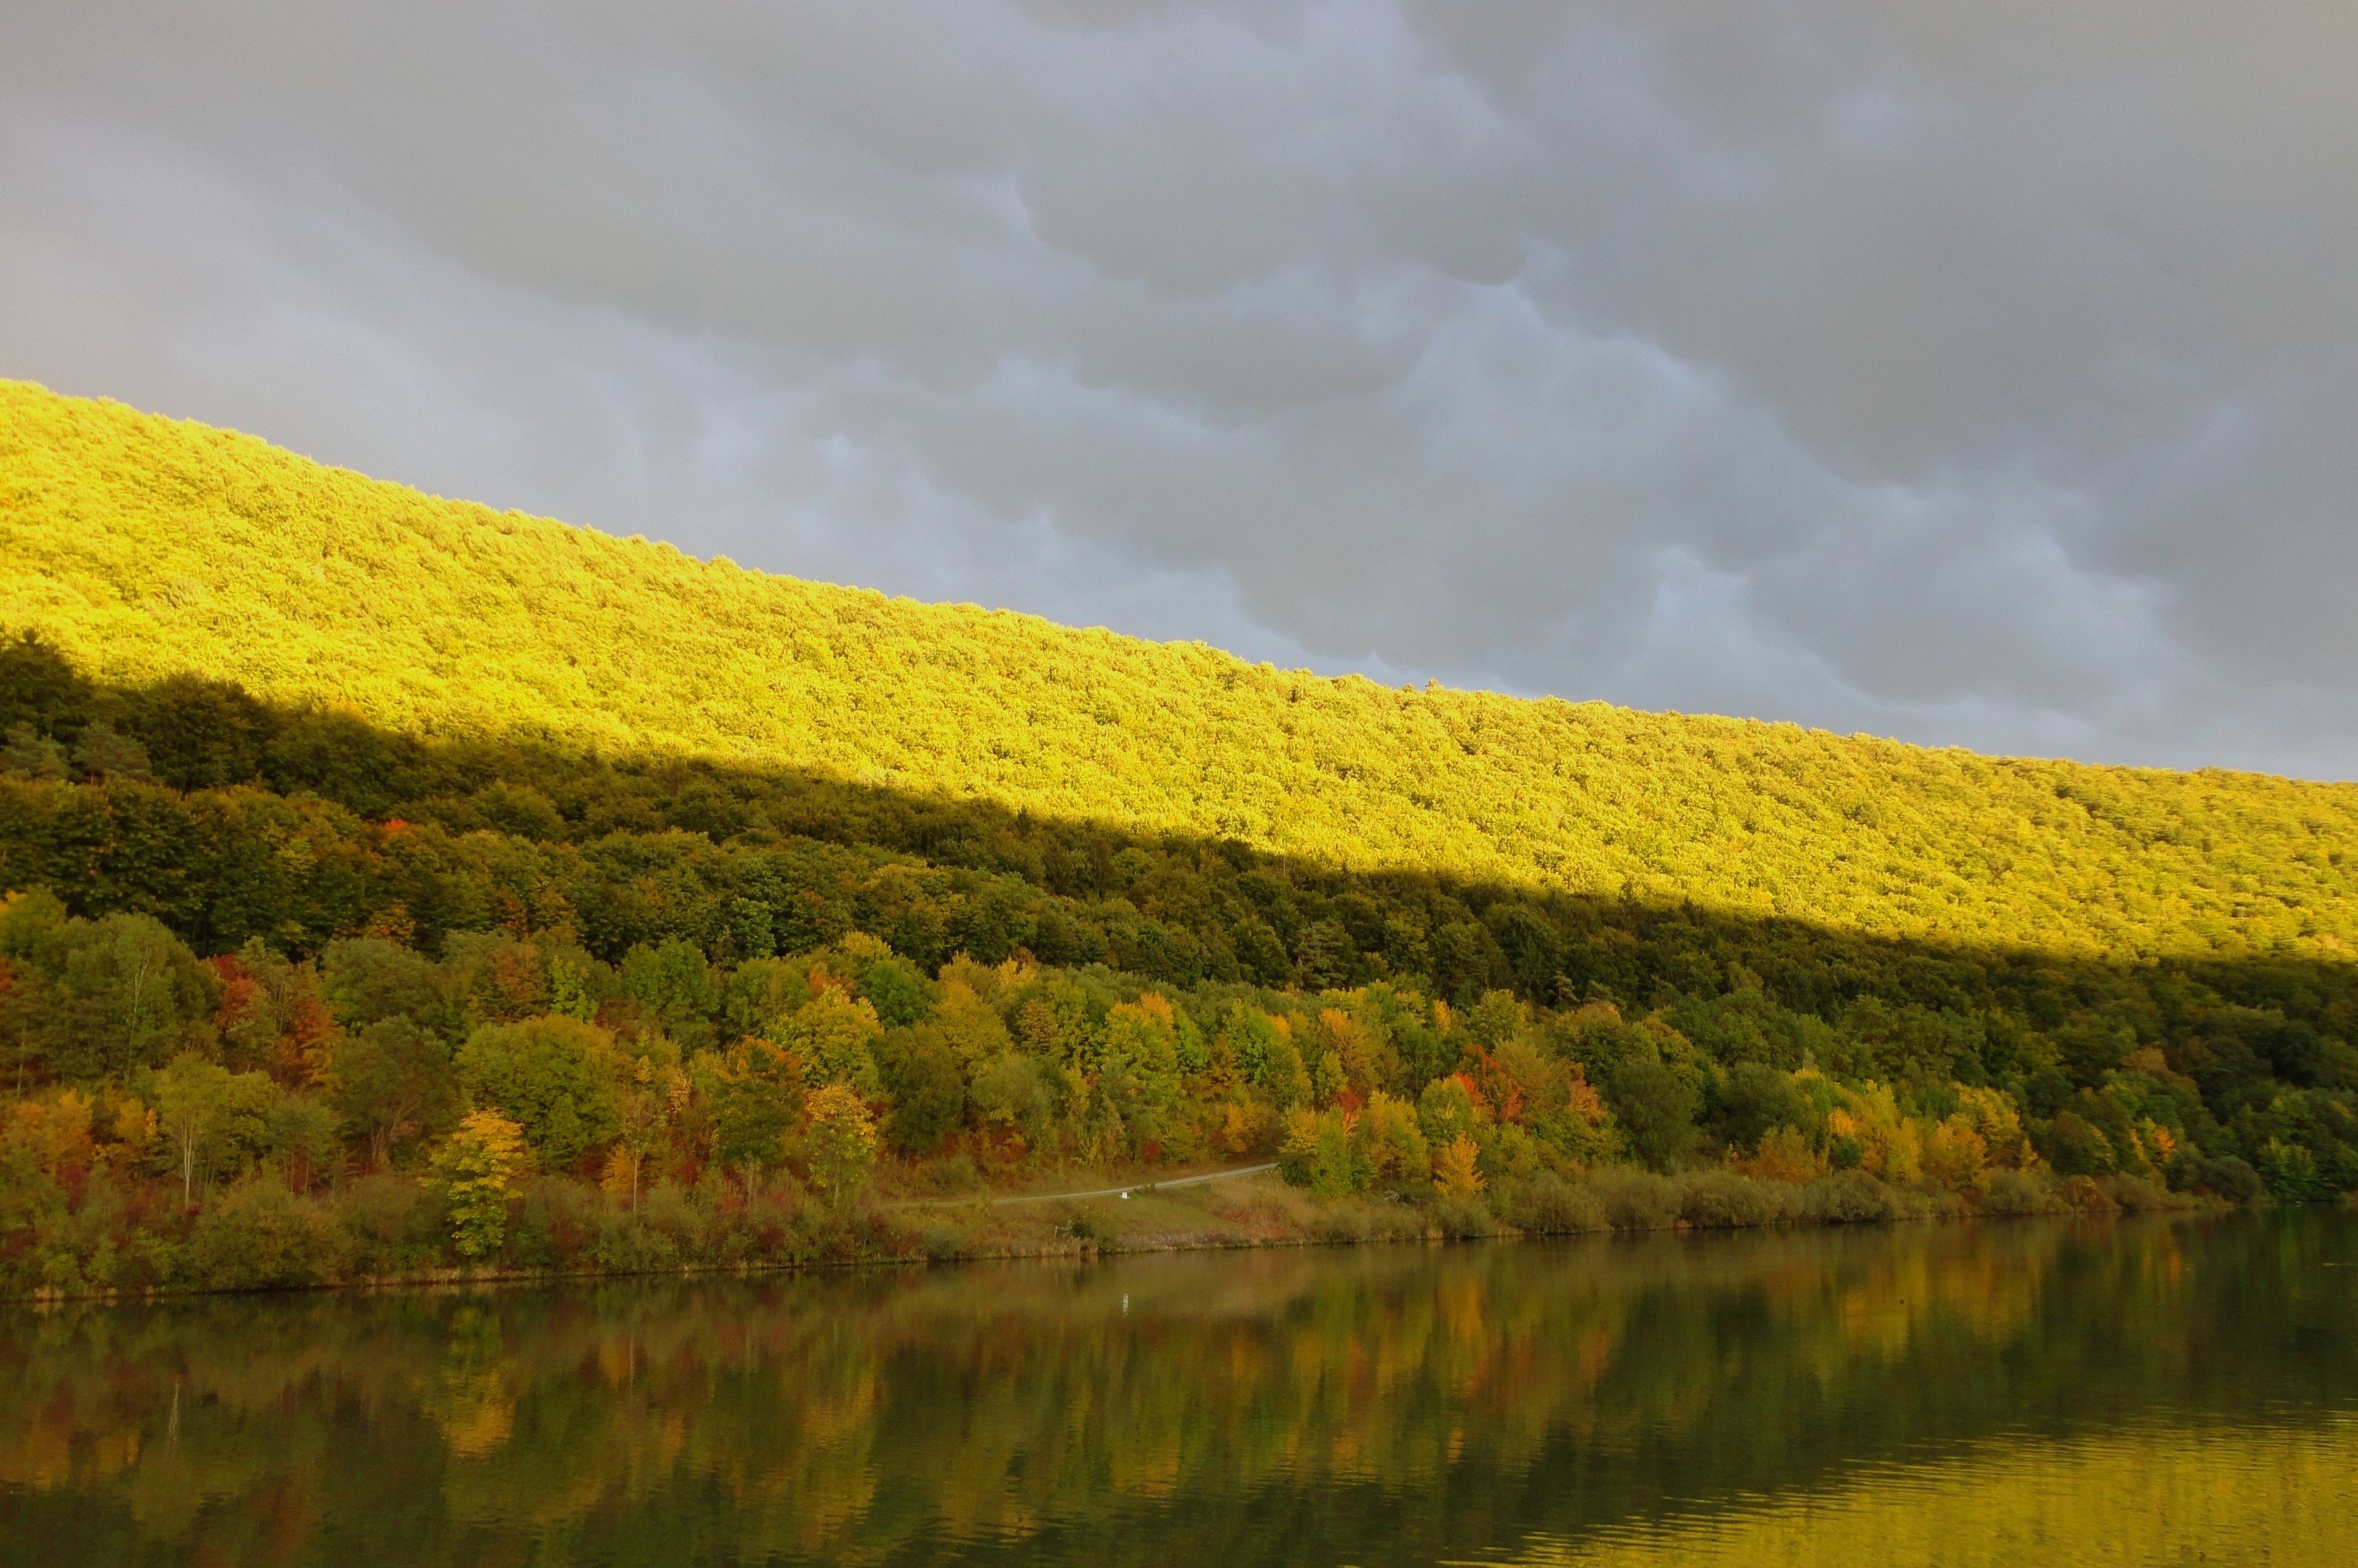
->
xmin=5 ymin=2 xmax=2355 ymax=775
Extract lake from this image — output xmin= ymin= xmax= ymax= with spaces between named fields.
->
xmin=3 ymin=1209 xmax=2354 ymax=1566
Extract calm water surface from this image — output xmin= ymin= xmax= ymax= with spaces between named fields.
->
xmin=3 ymin=1209 xmax=2354 ymax=1566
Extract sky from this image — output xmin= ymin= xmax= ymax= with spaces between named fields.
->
xmin=4 ymin=2 xmax=2355 ymax=778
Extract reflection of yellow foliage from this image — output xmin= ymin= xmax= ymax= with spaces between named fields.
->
xmin=424 ymin=1341 xmax=520 ymax=1461
xmin=433 ymin=1377 xmax=517 ymax=1460
xmin=85 ymin=1429 xmax=141 ymax=1484
xmin=1485 ymin=1419 xmax=2358 ymax=1568
xmin=0 ymin=1420 xmax=71 ymax=1487
xmin=1109 ymin=1441 xmax=1183 ymax=1499
xmin=1837 ymin=1284 xmax=1915 ymax=1361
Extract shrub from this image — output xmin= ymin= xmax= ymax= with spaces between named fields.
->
xmin=502 ymin=1175 xmax=599 ymax=1269
xmin=2100 ymin=1175 xmax=2189 ymax=1213
xmin=1975 ymin=1169 xmax=2059 ymax=1217
xmin=334 ymin=1174 xmax=440 ymax=1274
xmin=1511 ymin=1172 xmax=1608 ymax=1235
xmin=1431 ymin=1192 xmax=1497 ymax=1239
xmin=1800 ymin=1170 xmax=1895 ymax=1224
xmin=2059 ymin=1175 xmax=2119 ymax=1215
xmin=637 ymin=1180 xmax=700 ymax=1243
xmin=1677 ymin=1169 xmax=1790 ymax=1229
xmin=593 ymin=1208 xmax=684 ymax=1274
xmin=1312 ymin=1204 xmax=1373 ymax=1245
xmin=192 ymin=1178 xmax=347 ymax=1290
xmin=913 ymin=1154 xmax=982 ymax=1196
xmin=1056 ymin=1203 xmax=1112 ymax=1247
xmin=2191 ymin=1155 xmax=2266 ymax=1204
xmin=1589 ymin=1168 xmax=1678 ymax=1231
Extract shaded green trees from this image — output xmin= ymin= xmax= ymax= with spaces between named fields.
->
xmin=456 ymin=1017 xmax=621 ymax=1172
xmin=328 ymin=1018 xmax=455 ymax=1167
xmin=0 ymin=893 xmax=216 ymax=1082
xmin=146 ymin=1053 xmax=276 ymax=1206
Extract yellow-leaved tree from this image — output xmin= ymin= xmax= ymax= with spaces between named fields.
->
xmin=433 ymin=1110 xmax=535 ymax=1259
xmin=802 ymin=1083 xmax=878 ymax=1202
xmin=1433 ymin=1134 xmax=1485 ymax=1195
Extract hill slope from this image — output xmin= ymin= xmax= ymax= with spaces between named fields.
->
xmin=4 ymin=378 xmax=2356 ymax=963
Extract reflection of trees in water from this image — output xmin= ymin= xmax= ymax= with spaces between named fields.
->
xmin=1 ymin=1212 xmax=2351 ymax=1566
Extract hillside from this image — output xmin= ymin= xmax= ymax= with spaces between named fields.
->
xmin=4 ymin=380 xmax=2357 ymax=1303
xmin=7 ymin=379 xmax=2356 ymax=965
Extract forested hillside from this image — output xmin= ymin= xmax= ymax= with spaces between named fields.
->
xmin=2 ymin=379 xmax=2355 ymax=1298
xmin=8 ymin=380 xmax=2357 ymax=962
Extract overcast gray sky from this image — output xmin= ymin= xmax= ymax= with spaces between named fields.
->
xmin=5 ymin=3 xmax=2355 ymax=777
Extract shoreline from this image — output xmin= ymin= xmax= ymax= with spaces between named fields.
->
xmin=2 ymin=1165 xmax=2235 ymax=1308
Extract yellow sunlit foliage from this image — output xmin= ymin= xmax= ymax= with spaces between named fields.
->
xmin=1435 ymin=1133 xmax=1486 ymax=1194
xmin=431 ymin=1109 xmax=533 ymax=1257
xmin=1734 ymin=1126 xmax=1824 ymax=1185
xmin=7 ymin=379 xmax=2357 ymax=964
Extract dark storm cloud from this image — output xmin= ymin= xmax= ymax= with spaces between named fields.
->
xmin=3 ymin=2 xmax=2353 ymax=774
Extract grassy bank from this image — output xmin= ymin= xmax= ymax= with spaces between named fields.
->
xmin=3 ymin=1161 xmax=2218 ymax=1305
